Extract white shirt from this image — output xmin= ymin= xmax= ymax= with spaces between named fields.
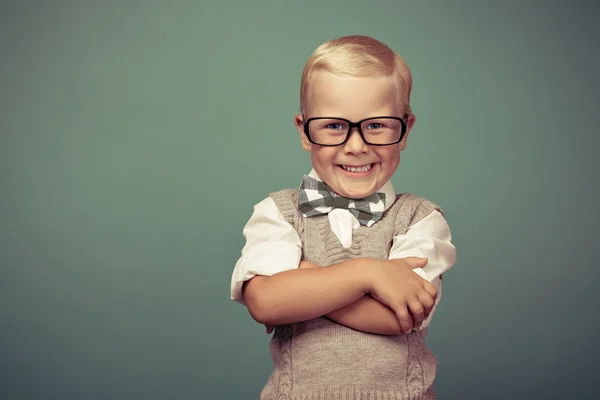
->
xmin=230 ymin=170 xmax=457 ymax=330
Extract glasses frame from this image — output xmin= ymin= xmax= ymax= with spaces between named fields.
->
xmin=303 ymin=115 xmax=408 ymax=146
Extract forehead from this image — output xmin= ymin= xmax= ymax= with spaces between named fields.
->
xmin=305 ymin=71 xmax=400 ymax=119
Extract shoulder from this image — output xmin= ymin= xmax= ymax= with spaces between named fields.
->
xmin=242 ymin=194 xmax=300 ymax=237
xmin=242 ymin=196 xmax=281 ymax=226
xmin=268 ymin=188 xmax=298 ymax=204
xmin=389 ymin=193 xmax=443 ymax=213
xmin=387 ymin=193 xmax=445 ymax=230
xmin=266 ymin=189 xmax=299 ymax=224
xmin=247 ymin=189 xmax=297 ymax=212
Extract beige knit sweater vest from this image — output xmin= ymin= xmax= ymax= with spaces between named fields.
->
xmin=259 ymin=189 xmax=442 ymax=400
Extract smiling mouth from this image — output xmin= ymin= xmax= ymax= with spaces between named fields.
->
xmin=339 ymin=164 xmax=374 ymax=173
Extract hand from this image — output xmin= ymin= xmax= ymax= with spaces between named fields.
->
xmin=407 ymin=261 xmax=437 ymax=328
xmin=367 ymin=257 xmax=437 ymax=334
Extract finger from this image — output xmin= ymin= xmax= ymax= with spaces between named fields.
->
xmin=418 ymin=292 xmax=435 ymax=318
xmin=408 ymin=299 xmax=425 ymax=328
xmin=418 ymin=291 xmax=435 ymax=309
xmin=394 ymin=305 xmax=414 ymax=334
xmin=422 ymin=281 xmax=438 ymax=299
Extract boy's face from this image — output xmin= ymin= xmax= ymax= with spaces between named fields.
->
xmin=295 ymin=71 xmax=415 ymax=199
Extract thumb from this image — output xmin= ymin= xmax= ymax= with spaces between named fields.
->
xmin=403 ymin=256 xmax=428 ymax=269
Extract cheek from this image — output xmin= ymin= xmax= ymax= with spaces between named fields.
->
xmin=311 ymin=148 xmax=337 ymax=167
xmin=379 ymin=147 xmax=400 ymax=168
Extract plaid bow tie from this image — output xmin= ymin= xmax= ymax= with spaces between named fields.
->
xmin=297 ymin=175 xmax=387 ymax=227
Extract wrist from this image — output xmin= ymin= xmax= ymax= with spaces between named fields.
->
xmin=348 ymin=258 xmax=375 ymax=295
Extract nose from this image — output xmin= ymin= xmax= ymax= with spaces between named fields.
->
xmin=343 ymin=127 xmax=369 ymax=154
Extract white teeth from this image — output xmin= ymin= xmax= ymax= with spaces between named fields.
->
xmin=342 ymin=164 xmax=372 ymax=173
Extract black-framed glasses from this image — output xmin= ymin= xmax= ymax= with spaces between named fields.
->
xmin=303 ymin=115 xmax=407 ymax=146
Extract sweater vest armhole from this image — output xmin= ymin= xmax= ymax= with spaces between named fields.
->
xmin=392 ymin=194 xmax=445 ymax=236
xmin=268 ymin=189 xmax=299 ymax=227
xmin=409 ymin=198 xmax=444 ymax=227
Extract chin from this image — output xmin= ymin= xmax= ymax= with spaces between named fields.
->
xmin=326 ymin=175 xmax=377 ymax=199
xmin=341 ymin=189 xmax=375 ymax=199
xmin=335 ymin=182 xmax=379 ymax=199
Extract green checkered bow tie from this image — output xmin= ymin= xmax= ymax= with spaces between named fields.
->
xmin=297 ymin=175 xmax=387 ymax=227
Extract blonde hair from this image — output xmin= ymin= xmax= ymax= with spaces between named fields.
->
xmin=300 ymin=35 xmax=413 ymax=116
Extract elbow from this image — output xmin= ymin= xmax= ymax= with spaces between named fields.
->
xmin=243 ymin=278 xmax=273 ymax=325
xmin=248 ymin=300 xmax=279 ymax=326
xmin=246 ymin=299 xmax=271 ymax=325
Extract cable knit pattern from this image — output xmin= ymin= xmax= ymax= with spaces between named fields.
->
xmin=276 ymin=324 xmax=294 ymax=399
xmin=262 ymin=189 xmax=442 ymax=400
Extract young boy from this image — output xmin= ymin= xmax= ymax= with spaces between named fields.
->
xmin=230 ymin=35 xmax=456 ymax=399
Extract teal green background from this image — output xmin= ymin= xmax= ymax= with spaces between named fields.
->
xmin=1 ymin=1 xmax=598 ymax=399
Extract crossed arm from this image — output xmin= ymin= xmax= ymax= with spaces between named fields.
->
xmin=232 ymin=199 xmax=455 ymax=336
xmin=297 ymin=260 xmax=413 ymax=335
xmin=251 ymin=257 xmax=434 ymax=336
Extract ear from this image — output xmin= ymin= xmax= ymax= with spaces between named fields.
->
xmin=295 ymin=113 xmax=312 ymax=152
xmin=398 ymin=113 xmax=416 ymax=151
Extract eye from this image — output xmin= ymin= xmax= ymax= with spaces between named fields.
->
xmin=366 ymin=122 xmax=383 ymax=129
xmin=326 ymin=123 xmax=344 ymax=130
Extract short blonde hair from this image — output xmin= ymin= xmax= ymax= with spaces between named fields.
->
xmin=300 ymin=35 xmax=413 ymax=116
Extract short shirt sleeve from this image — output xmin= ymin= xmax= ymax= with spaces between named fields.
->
xmin=230 ymin=197 xmax=303 ymax=306
xmin=389 ymin=209 xmax=457 ymax=329
xmin=390 ymin=209 xmax=456 ymax=281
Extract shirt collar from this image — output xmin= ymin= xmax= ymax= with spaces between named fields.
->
xmin=305 ymin=168 xmax=396 ymax=212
